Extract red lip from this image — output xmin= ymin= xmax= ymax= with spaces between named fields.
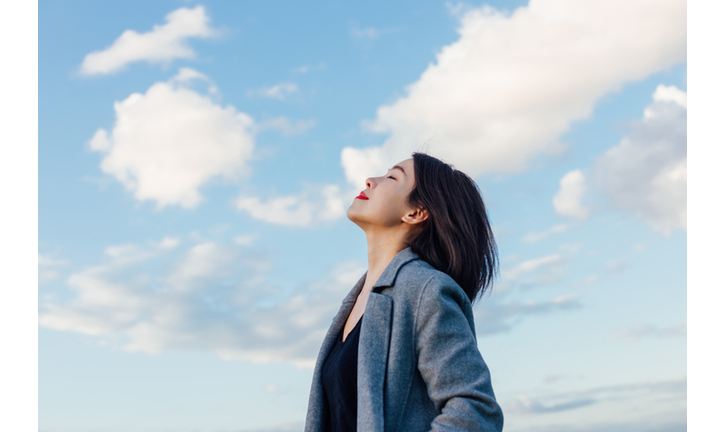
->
xmin=355 ymin=191 xmax=369 ymax=200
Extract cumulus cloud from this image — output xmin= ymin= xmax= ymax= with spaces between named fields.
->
xmin=80 ymin=6 xmax=216 ymax=75
xmin=235 ymin=184 xmax=347 ymax=227
xmin=88 ymin=68 xmax=255 ymax=209
xmin=38 ymin=236 xmax=367 ymax=368
xmin=248 ymin=82 xmax=299 ymax=100
xmin=592 ymin=85 xmax=687 ymax=234
xmin=553 ymin=170 xmax=589 ymax=219
xmin=340 ymin=0 xmax=686 ymax=186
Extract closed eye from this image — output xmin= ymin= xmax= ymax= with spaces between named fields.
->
xmin=387 ymin=176 xmax=396 ymax=180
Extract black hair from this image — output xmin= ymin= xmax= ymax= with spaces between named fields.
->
xmin=406 ymin=152 xmax=498 ymax=303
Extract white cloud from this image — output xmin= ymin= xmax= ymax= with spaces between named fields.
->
xmin=38 ymin=236 xmax=367 ymax=368
xmin=89 ymin=69 xmax=255 ymax=209
xmin=610 ymin=321 xmax=686 ymax=342
xmin=38 ymin=253 xmax=70 ymax=283
xmin=506 ymin=379 xmax=685 ymax=418
xmin=340 ymin=0 xmax=686 ymax=186
xmin=257 ymin=117 xmax=317 ymax=136
xmin=474 ymin=293 xmax=582 ymax=335
xmin=505 ymin=254 xmax=564 ymax=280
xmin=39 ymin=236 xmax=586 ymax=363
xmin=510 ymin=394 xmax=595 ymax=415
xmin=292 ymin=63 xmax=326 ymax=74
xmin=80 ymin=6 xmax=216 ymax=75
xmin=553 ymin=170 xmax=589 ymax=219
xmin=523 ymin=224 xmax=568 ymax=242
xmin=592 ymin=85 xmax=687 ymax=234
xmin=503 ymin=380 xmax=686 ymax=420
xmin=236 ymin=184 xmax=347 ymax=227
xmin=248 ymin=82 xmax=299 ymax=100
xmin=349 ymin=25 xmax=380 ymax=40
xmin=233 ymin=234 xmax=258 ymax=246
xmin=244 ymin=422 xmax=304 ymax=432
xmin=171 ymin=66 xmax=213 ymax=86
xmin=349 ymin=23 xmax=401 ymax=41
xmin=559 ymin=243 xmax=582 ymax=253
xmin=648 ymin=84 xmax=687 ymax=113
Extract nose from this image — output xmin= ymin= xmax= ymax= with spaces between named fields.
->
xmin=365 ymin=177 xmax=375 ymax=188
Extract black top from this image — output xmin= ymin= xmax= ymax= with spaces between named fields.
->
xmin=321 ymin=315 xmax=363 ymax=432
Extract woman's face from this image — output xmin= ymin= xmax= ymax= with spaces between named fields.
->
xmin=347 ymin=158 xmax=421 ymax=230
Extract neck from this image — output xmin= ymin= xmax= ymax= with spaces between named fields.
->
xmin=362 ymin=229 xmax=409 ymax=290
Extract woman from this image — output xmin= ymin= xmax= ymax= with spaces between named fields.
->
xmin=305 ymin=152 xmax=504 ymax=432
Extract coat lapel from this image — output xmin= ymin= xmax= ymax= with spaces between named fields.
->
xmin=306 ymin=248 xmax=422 ymax=432
xmin=305 ymin=272 xmax=367 ymax=432
xmin=357 ymin=291 xmax=393 ymax=432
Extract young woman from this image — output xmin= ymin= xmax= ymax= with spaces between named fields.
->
xmin=304 ymin=153 xmax=504 ymax=432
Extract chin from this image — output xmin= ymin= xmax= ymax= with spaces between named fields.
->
xmin=346 ymin=205 xmax=356 ymax=221
xmin=346 ymin=205 xmax=366 ymax=226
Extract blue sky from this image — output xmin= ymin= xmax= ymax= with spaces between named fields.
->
xmin=34 ymin=1 xmax=690 ymax=431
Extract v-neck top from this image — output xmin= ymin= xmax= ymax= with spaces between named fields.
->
xmin=321 ymin=315 xmax=364 ymax=432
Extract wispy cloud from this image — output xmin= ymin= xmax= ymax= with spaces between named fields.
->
xmin=38 ymin=253 xmax=70 ymax=283
xmin=475 ymin=294 xmax=582 ymax=336
xmin=349 ymin=25 xmax=380 ymax=40
xmin=609 ymin=321 xmax=686 ymax=342
xmin=232 ymin=234 xmax=258 ymax=247
xmin=248 ymin=82 xmax=299 ymax=100
xmin=38 ymin=235 xmax=367 ymax=368
xmin=292 ymin=63 xmax=325 ymax=74
xmin=506 ymin=378 xmax=686 ymax=416
xmin=80 ymin=6 xmax=216 ymax=75
xmin=522 ymin=224 xmax=568 ymax=243
xmin=257 ymin=117 xmax=317 ymax=136
xmin=503 ymin=254 xmax=567 ymax=287
xmin=348 ymin=23 xmax=401 ymax=41
xmin=243 ymin=423 xmax=304 ymax=432
xmin=511 ymin=394 xmax=596 ymax=414
xmin=572 ymin=255 xmax=627 ymax=287
xmin=512 ymin=421 xmax=687 ymax=432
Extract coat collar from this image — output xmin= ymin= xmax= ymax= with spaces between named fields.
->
xmin=340 ymin=247 xmax=421 ymax=304
xmin=371 ymin=246 xmax=420 ymax=292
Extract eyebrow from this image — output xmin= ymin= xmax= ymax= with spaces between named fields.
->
xmin=390 ymin=165 xmax=406 ymax=176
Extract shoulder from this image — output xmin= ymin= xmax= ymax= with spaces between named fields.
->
xmin=396 ymin=260 xmax=479 ymax=347
xmin=393 ymin=259 xmax=471 ymax=312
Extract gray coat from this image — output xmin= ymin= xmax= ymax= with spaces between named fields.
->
xmin=304 ymin=247 xmax=504 ymax=432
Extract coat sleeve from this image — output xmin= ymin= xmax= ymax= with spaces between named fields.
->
xmin=414 ymin=273 xmax=504 ymax=432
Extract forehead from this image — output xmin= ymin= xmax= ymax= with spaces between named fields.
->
xmin=392 ymin=158 xmax=414 ymax=173
xmin=397 ymin=158 xmax=413 ymax=168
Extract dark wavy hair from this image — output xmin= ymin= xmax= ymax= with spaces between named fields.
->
xmin=406 ymin=152 xmax=498 ymax=303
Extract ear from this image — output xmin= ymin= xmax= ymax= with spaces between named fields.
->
xmin=402 ymin=207 xmax=429 ymax=226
